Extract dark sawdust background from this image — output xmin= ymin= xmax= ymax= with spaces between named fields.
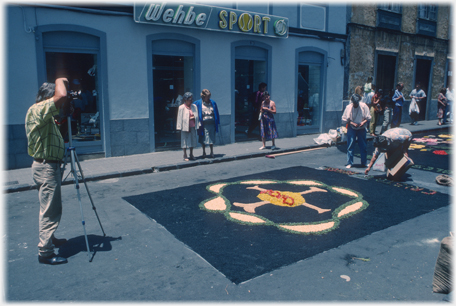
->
xmin=123 ymin=166 xmax=449 ymax=284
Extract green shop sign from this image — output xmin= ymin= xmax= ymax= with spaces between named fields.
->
xmin=134 ymin=2 xmax=289 ymax=38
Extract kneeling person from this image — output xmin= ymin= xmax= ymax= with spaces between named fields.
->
xmin=365 ymin=127 xmax=413 ymax=176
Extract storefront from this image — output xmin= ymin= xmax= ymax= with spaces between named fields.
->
xmin=6 ymin=3 xmax=347 ymax=169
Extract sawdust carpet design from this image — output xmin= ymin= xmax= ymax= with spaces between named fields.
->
xmin=123 ymin=166 xmax=449 ymax=284
xmin=200 ymin=179 xmax=368 ymax=235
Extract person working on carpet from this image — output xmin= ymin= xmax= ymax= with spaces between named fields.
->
xmin=364 ymin=127 xmax=413 ymax=175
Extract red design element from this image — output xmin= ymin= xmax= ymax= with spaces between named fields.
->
xmin=260 ymin=190 xmax=295 ymax=206
xmin=282 ymin=195 xmax=295 ymax=206
xmin=433 ymin=150 xmax=448 ymax=155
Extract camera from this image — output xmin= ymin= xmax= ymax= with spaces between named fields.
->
xmin=68 ymin=90 xmax=81 ymax=99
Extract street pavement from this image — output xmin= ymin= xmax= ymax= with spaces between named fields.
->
xmin=2 ymin=120 xmax=454 ymax=302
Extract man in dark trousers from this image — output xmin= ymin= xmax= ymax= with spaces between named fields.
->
xmin=25 ymin=77 xmax=70 ymax=265
xmin=247 ymin=82 xmax=267 ymax=138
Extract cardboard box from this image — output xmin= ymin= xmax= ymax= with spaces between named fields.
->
xmin=386 ymin=155 xmax=414 ymax=181
xmin=385 ymin=149 xmax=403 ymax=169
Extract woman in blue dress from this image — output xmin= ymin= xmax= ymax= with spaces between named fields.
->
xmin=259 ymin=91 xmax=278 ymax=150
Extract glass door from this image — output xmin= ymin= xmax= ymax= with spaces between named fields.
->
xmin=297 ymin=63 xmax=321 ymax=133
xmin=153 ymin=54 xmax=194 ymax=150
xmin=234 ymin=59 xmax=266 ymax=142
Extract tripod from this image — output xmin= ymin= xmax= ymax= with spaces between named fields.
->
xmin=61 ymin=116 xmax=106 ymax=262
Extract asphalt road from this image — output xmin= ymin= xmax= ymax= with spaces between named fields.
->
xmin=4 ymin=143 xmax=452 ymax=302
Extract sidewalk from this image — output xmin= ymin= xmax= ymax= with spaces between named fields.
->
xmin=3 ymin=120 xmax=451 ymax=193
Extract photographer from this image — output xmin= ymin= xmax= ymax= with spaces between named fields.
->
xmin=25 ymin=77 xmax=70 ymax=265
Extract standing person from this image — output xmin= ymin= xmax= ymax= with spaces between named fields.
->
xmin=259 ymin=91 xmax=278 ymax=150
xmin=194 ymin=89 xmax=220 ymax=158
xmin=247 ymin=82 xmax=267 ymax=138
xmin=362 ymin=76 xmax=373 ymax=103
xmin=445 ymin=85 xmax=453 ymax=123
xmin=26 ymin=77 xmax=70 ymax=265
xmin=409 ymin=83 xmax=426 ymax=125
xmin=369 ymin=88 xmax=382 ymax=136
xmin=341 ymin=93 xmax=371 ymax=168
xmin=176 ymin=92 xmax=198 ymax=161
xmin=380 ymin=89 xmax=394 ymax=134
xmin=391 ymin=82 xmax=405 ymax=128
xmin=437 ymin=87 xmax=448 ymax=126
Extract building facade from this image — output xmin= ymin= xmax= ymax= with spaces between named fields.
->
xmin=6 ymin=2 xmax=348 ymax=169
xmin=346 ymin=3 xmax=452 ymax=123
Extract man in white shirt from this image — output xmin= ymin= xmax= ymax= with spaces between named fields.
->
xmin=342 ymin=93 xmax=372 ymax=169
xmin=409 ymin=82 xmax=426 ymax=125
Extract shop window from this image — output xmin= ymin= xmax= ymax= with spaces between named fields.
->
xmin=45 ymin=52 xmax=101 ymax=146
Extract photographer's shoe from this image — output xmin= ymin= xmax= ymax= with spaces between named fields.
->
xmin=38 ymin=253 xmax=68 ymax=265
xmin=52 ymin=237 xmax=67 ymax=247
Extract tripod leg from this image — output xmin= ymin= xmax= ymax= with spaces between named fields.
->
xmin=70 ymin=150 xmax=92 ymax=261
xmin=73 ymin=153 xmax=106 ymax=237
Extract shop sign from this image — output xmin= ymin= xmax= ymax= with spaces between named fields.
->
xmin=134 ymin=2 xmax=288 ymax=38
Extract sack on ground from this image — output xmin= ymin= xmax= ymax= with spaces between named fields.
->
xmin=313 ymin=133 xmax=333 ymax=145
xmin=432 ymin=236 xmax=452 ymax=294
xmin=372 ymin=153 xmax=386 ymax=172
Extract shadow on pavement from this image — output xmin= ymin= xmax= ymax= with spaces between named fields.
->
xmin=58 ymin=235 xmax=122 ymax=259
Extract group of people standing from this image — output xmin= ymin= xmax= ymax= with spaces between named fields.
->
xmin=176 ymin=85 xmax=279 ymax=160
xmin=343 ymin=77 xmax=453 ymax=169
xmin=176 ymin=89 xmax=220 ymax=161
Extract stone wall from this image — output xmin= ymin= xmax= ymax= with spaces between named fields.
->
xmin=348 ymin=4 xmax=451 ymax=115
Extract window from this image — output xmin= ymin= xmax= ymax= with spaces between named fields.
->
xmin=377 ymin=4 xmax=402 ymax=30
xmin=418 ymin=5 xmax=437 ymax=21
xmin=378 ymin=3 xmax=402 ymax=14
xmin=416 ymin=5 xmax=437 ymax=36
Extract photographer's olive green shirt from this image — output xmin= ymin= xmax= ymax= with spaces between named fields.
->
xmin=25 ymin=98 xmax=65 ymax=161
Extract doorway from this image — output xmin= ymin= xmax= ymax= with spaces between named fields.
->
xmin=153 ymin=54 xmax=194 ymax=150
xmin=376 ymin=54 xmax=397 ymax=93
xmin=415 ymin=59 xmax=432 ymax=120
xmin=45 ymin=52 xmax=102 ymax=153
xmin=234 ymin=59 xmax=267 ymax=142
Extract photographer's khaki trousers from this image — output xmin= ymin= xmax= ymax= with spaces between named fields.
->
xmin=32 ymin=161 xmax=62 ymax=257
